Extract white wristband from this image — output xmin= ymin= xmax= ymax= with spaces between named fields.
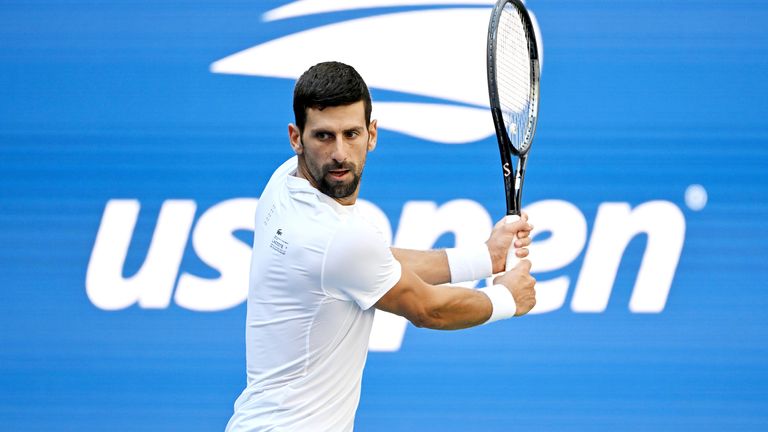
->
xmin=445 ymin=244 xmax=493 ymax=283
xmin=479 ymin=284 xmax=517 ymax=324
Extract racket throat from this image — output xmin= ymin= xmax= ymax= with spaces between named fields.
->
xmin=506 ymin=156 xmax=527 ymax=216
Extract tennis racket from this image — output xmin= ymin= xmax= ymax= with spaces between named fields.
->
xmin=486 ymin=0 xmax=540 ymax=271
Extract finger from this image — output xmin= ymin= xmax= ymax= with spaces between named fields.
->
xmin=515 ymin=247 xmax=529 ymax=258
xmin=506 ymin=218 xmax=529 ymax=233
xmin=514 ymin=258 xmax=532 ymax=272
xmin=515 ymin=236 xmax=532 ymax=248
xmin=519 ymin=222 xmax=534 ymax=233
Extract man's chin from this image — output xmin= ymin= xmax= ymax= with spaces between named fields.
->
xmin=320 ymin=180 xmax=358 ymax=199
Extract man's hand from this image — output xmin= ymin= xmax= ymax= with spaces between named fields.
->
xmin=493 ymin=259 xmax=536 ymax=316
xmin=485 ymin=213 xmax=534 ymax=274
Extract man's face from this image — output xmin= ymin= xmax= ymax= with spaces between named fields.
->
xmin=289 ymin=100 xmax=377 ymax=205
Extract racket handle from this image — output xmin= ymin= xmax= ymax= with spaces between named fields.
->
xmin=505 ymin=214 xmax=521 ymax=271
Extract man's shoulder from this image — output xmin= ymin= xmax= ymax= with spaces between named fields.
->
xmin=327 ymin=213 xmax=390 ymax=261
xmin=261 ymin=156 xmax=298 ymax=193
xmin=322 ymin=211 xmax=401 ymax=309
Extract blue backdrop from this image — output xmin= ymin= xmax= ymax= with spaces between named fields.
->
xmin=1 ymin=1 xmax=767 ymax=430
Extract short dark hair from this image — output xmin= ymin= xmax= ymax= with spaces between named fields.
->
xmin=292 ymin=61 xmax=372 ymax=132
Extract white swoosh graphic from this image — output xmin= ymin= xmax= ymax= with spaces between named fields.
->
xmin=212 ymin=8 xmax=494 ymax=143
xmin=264 ymin=0 xmax=494 ymax=22
xmin=212 ymin=2 xmax=542 ymax=144
xmin=373 ymin=102 xmax=493 ymax=143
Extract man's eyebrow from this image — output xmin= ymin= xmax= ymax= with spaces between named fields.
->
xmin=308 ymin=126 xmax=365 ymax=135
xmin=308 ymin=127 xmax=333 ymax=135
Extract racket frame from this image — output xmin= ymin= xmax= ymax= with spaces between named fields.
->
xmin=486 ymin=0 xmax=541 ymax=217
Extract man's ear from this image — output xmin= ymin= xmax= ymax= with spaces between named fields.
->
xmin=288 ymin=124 xmax=303 ymax=155
xmin=367 ymin=119 xmax=378 ymax=152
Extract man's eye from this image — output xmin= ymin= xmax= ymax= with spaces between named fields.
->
xmin=344 ymin=131 xmax=360 ymax=138
xmin=315 ymin=132 xmax=331 ymax=140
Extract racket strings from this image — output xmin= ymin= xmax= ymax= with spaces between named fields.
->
xmin=496 ymin=4 xmax=533 ymax=152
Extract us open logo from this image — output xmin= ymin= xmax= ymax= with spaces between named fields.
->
xmin=86 ymin=0 xmax=697 ymax=352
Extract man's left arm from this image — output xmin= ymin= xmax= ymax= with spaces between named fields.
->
xmin=391 ymin=214 xmax=533 ymax=285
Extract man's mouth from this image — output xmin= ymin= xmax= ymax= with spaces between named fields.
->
xmin=327 ymin=169 xmax=350 ymax=180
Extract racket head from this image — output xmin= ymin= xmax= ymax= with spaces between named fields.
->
xmin=487 ymin=0 xmax=540 ymax=159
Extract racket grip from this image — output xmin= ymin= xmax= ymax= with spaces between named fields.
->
xmin=505 ymin=214 xmax=521 ymax=271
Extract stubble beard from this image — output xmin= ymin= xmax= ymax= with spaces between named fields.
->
xmin=307 ymin=158 xmax=362 ymax=199
xmin=321 ymin=162 xmax=360 ymax=198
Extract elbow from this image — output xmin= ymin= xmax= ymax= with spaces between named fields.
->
xmin=409 ymin=306 xmax=448 ymax=330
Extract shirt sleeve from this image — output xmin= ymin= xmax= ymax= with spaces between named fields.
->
xmin=321 ymin=214 xmax=402 ymax=310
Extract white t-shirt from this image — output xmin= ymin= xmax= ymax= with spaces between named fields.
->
xmin=226 ymin=157 xmax=402 ymax=432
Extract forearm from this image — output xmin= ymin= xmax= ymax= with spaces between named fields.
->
xmin=375 ymin=266 xmax=492 ymax=329
xmin=391 ymin=248 xmax=451 ymax=285
xmin=421 ymin=285 xmax=493 ymax=330
xmin=375 ymin=265 xmax=520 ymax=330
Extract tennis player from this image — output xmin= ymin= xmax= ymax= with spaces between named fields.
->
xmin=225 ymin=61 xmax=536 ymax=431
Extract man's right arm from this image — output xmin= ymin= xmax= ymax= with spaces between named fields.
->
xmin=373 ymin=260 xmax=536 ymax=330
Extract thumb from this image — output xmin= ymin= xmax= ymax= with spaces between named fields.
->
xmin=493 ymin=217 xmax=507 ymax=230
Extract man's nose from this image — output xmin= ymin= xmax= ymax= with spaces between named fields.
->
xmin=330 ymin=137 xmax=348 ymax=162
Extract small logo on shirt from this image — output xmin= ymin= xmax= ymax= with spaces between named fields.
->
xmin=270 ymin=228 xmax=288 ymax=255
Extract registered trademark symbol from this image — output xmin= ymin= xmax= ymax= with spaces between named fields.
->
xmin=684 ymin=184 xmax=707 ymax=211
